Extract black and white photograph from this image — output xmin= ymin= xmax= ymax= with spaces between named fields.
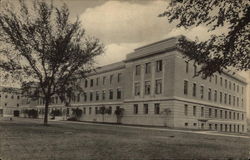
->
xmin=0 ymin=0 xmax=249 ymax=159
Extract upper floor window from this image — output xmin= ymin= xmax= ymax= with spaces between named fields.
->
xmin=155 ymin=79 xmax=162 ymax=94
xmin=145 ymin=62 xmax=151 ymax=74
xmin=90 ymin=92 xmax=93 ymax=101
xmin=134 ymin=82 xmax=140 ymax=96
xmin=219 ymin=92 xmax=222 ymax=103
xmin=242 ymin=86 xmax=244 ymax=94
xmin=143 ymin=104 xmax=148 ymax=114
xmin=192 ymin=83 xmax=196 ymax=97
xmin=220 ymin=77 xmax=223 ymax=86
xmin=156 ymin=60 xmax=162 ymax=72
xmin=208 ymin=88 xmax=211 ymax=100
xmin=224 ymin=93 xmax=227 ymax=104
xmin=118 ymin=73 xmax=122 ymax=83
xmin=229 ymin=95 xmax=231 ymax=105
xmin=215 ymin=75 xmax=218 ymax=84
xmin=96 ymin=91 xmax=99 ymax=101
xmin=193 ymin=65 xmax=197 ymax=76
xmin=225 ymin=79 xmax=227 ymax=88
xmin=117 ymin=88 xmax=121 ymax=99
xmin=200 ymin=86 xmax=204 ymax=99
xmin=184 ymin=104 xmax=188 ymax=116
xmin=134 ymin=104 xmax=138 ymax=114
xmin=103 ymin=76 xmax=106 ymax=85
xmin=209 ymin=108 xmax=212 ymax=117
xmin=145 ymin=81 xmax=151 ymax=95
xmin=85 ymin=80 xmax=88 ymax=88
xmin=96 ymin=78 xmax=99 ymax=86
xmin=110 ymin=75 xmax=113 ymax=84
xmin=84 ymin=92 xmax=87 ymax=101
xmin=154 ymin=103 xmax=160 ymax=114
xmin=214 ymin=90 xmax=217 ymax=102
xmin=185 ymin=61 xmax=189 ymax=73
xmin=109 ymin=89 xmax=113 ymax=100
xmin=11 ymin=95 xmax=14 ymax=99
xmin=201 ymin=107 xmax=204 ymax=117
xmin=90 ymin=79 xmax=94 ymax=87
xmin=135 ymin=65 xmax=141 ymax=75
xmin=237 ymin=85 xmax=239 ymax=92
xmin=229 ymin=81 xmax=231 ymax=90
xmin=184 ymin=80 xmax=188 ymax=95
xmin=193 ymin=106 xmax=196 ymax=116
xmin=5 ymin=95 xmax=8 ymax=98
xmin=102 ymin=90 xmax=105 ymax=100
xmin=233 ymin=83 xmax=235 ymax=91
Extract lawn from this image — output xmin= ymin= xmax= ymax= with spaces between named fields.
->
xmin=0 ymin=118 xmax=250 ymax=160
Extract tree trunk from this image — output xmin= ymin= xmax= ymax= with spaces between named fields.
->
xmin=44 ymin=99 xmax=49 ymax=126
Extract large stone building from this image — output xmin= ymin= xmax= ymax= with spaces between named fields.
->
xmin=18 ymin=36 xmax=247 ymax=132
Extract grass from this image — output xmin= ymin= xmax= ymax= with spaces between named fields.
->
xmin=0 ymin=118 xmax=250 ymax=160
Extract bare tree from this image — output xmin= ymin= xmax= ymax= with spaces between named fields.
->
xmin=0 ymin=0 xmax=104 ymax=125
xmin=160 ymin=0 xmax=250 ymax=77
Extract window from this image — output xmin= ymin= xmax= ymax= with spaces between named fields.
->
xmin=215 ymin=75 xmax=218 ymax=84
xmin=220 ymin=77 xmax=223 ymax=86
xmin=185 ymin=123 xmax=188 ymax=126
xmin=237 ymin=113 xmax=239 ymax=120
xmin=242 ymin=86 xmax=244 ymax=94
xmin=229 ymin=81 xmax=231 ymax=90
xmin=83 ymin=92 xmax=87 ymax=101
xmin=154 ymin=103 xmax=160 ymax=114
xmin=208 ymin=88 xmax=211 ymax=100
xmin=95 ymin=107 xmax=98 ymax=114
xmin=224 ymin=93 xmax=227 ymax=104
xmin=237 ymin=85 xmax=239 ymax=92
xmin=5 ymin=103 xmax=7 ymax=106
xmin=145 ymin=62 xmax=151 ymax=74
xmin=117 ymin=88 xmax=121 ymax=99
xmin=233 ymin=83 xmax=235 ymax=91
xmin=11 ymin=95 xmax=14 ymax=99
xmin=110 ymin=75 xmax=113 ymax=84
xmin=77 ymin=94 xmax=80 ymax=102
xmin=145 ymin=81 xmax=151 ymax=95
xmin=155 ymin=79 xmax=162 ymax=94
xmin=156 ymin=60 xmax=162 ymax=72
xmin=85 ymin=80 xmax=88 ymax=88
xmin=214 ymin=90 xmax=217 ymax=102
xmin=209 ymin=108 xmax=212 ymax=117
xmin=5 ymin=95 xmax=7 ymax=98
xmin=144 ymin=104 xmax=148 ymax=114
xmin=220 ymin=110 xmax=223 ymax=118
xmin=118 ymin=73 xmax=122 ymax=82
xmin=225 ymin=111 xmax=227 ymax=119
xmin=200 ymin=86 xmax=204 ymax=99
xmin=242 ymin=113 xmax=244 ymax=120
xmin=184 ymin=104 xmax=188 ymax=116
xmin=96 ymin=78 xmax=99 ymax=86
xmin=215 ymin=109 xmax=217 ymax=118
xmin=134 ymin=104 xmax=138 ymax=114
xmin=237 ymin=97 xmax=239 ymax=106
xmin=135 ymin=65 xmax=141 ymax=75
xmin=90 ymin=79 xmax=94 ymax=87
xmin=220 ymin=92 xmax=222 ymax=103
xmin=229 ymin=111 xmax=231 ymax=119
xmin=90 ymin=92 xmax=93 ymax=101
xmin=209 ymin=77 xmax=212 ymax=82
xmin=229 ymin=95 xmax=231 ymax=105
xmin=134 ymin=82 xmax=140 ymax=96
xmin=17 ymin=104 xmax=19 ymax=107
xmin=193 ymin=65 xmax=197 ymax=76
xmin=185 ymin=61 xmax=189 ymax=73
xmin=215 ymin=124 xmax=218 ymax=130
xmin=241 ymin=98 xmax=244 ymax=107
xmin=108 ymin=106 xmax=112 ymax=115
xmin=192 ymin=83 xmax=196 ymax=97
xmin=233 ymin=96 xmax=235 ymax=106
xmin=193 ymin=106 xmax=196 ymax=116
xmin=201 ymin=107 xmax=204 ymax=117
xmin=83 ymin=108 xmax=86 ymax=114
xmin=109 ymin=89 xmax=113 ymax=100
xmin=233 ymin=112 xmax=236 ymax=120
xmin=225 ymin=79 xmax=227 ymax=88
xmin=89 ymin=107 xmax=92 ymax=114
xmin=184 ymin=80 xmax=188 ymax=95
xmin=102 ymin=90 xmax=105 ymax=100
xmin=103 ymin=76 xmax=106 ymax=85
xmin=96 ymin=91 xmax=99 ymax=101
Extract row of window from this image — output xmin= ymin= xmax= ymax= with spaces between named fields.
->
xmin=0 ymin=94 xmax=20 ymax=99
xmin=135 ymin=60 xmax=163 ymax=75
xmin=133 ymin=103 xmax=160 ymax=115
xmin=184 ymin=104 xmax=244 ymax=120
xmin=185 ymin=61 xmax=244 ymax=94
xmin=84 ymin=73 xmax=122 ymax=88
xmin=3 ymin=103 xmax=19 ymax=107
xmin=184 ymin=122 xmax=244 ymax=132
xmin=39 ymin=89 xmax=123 ymax=105
xmin=184 ymin=80 xmax=244 ymax=107
xmin=134 ymin=79 xmax=162 ymax=96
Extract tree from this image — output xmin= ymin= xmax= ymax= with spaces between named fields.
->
xmin=0 ymin=0 xmax=104 ymax=125
xmin=160 ymin=0 xmax=250 ymax=77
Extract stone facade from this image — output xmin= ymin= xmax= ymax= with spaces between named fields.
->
xmin=18 ymin=36 xmax=247 ymax=132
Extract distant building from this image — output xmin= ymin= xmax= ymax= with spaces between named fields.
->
xmin=0 ymin=87 xmax=22 ymax=117
xmin=18 ymin=36 xmax=248 ymax=132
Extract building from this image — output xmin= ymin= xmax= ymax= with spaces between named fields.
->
xmin=19 ymin=36 xmax=247 ymax=132
xmin=0 ymin=87 xmax=22 ymax=118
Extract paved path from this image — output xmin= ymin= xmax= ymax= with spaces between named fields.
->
xmin=56 ymin=120 xmax=250 ymax=139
